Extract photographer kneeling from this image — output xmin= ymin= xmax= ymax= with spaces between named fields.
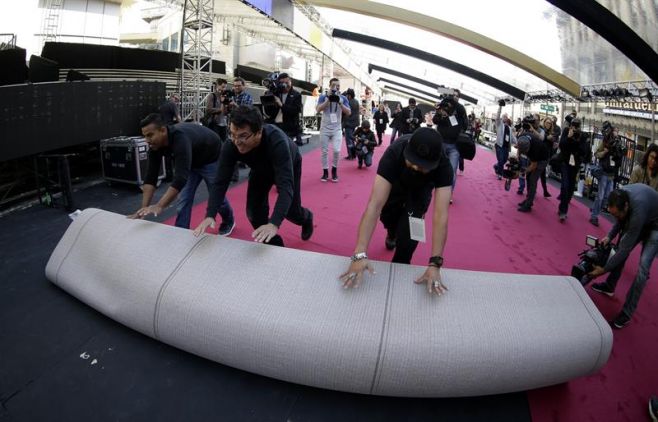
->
xmin=353 ymin=120 xmax=378 ymax=169
xmin=588 ymin=184 xmax=658 ymax=328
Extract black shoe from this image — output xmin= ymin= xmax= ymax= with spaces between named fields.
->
xmin=649 ymin=395 xmax=658 ymax=421
xmin=385 ymin=235 xmax=396 ymax=250
xmin=218 ymin=219 xmax=236 ymax=236
xmin=611 ymin=312 xmax=631 ymax=329
xmin=517 ymin=204 xmax=532 ymax=213
xmin=321 ymin=170 xmax=329 ymax=182
xmin=331 ymin=167 xmax=338 ymax=183
xmin=544 ymin=191 xmax=552 ymax=198
xmin=559 ymin=213 xmax=567 ymax=222
xmin=517 ymin=200 xmax=527 ymax=207
xmin=516 ymin=190 xmax=524 ymax=195
xmin=591 ymin=282 xmax=614 ymax=297
xmin=301 ymin=211 xmax=314 ymax=241
xmin=589 ymin=217 xmax=599 ymax=227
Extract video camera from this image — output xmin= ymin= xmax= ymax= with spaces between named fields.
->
xmin=571 ymin=235 xmax=614 ymax=285
xmin=502 ymin=156 xmax=521 ymax=191
xmin=260 ymin=71 xmax=287 ymax=105
xmin=569 ymin=117 xmax=582 ymax=133
xmin=521 ymin=114 xmax=536 ymax=131
xmin=219 ymin=89 xmax=234 ymax=105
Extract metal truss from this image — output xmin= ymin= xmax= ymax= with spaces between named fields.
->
xmin=40 ymin=0 xmax=64 ymax=49
xmin=525 ymin=80 xmax=658 ymax=104
xmin=179 ymin=0 xmax=215 ymax=122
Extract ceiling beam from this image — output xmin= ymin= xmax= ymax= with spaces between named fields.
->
xmin=369 ymin=64 xmax=478 ymax=104
xmin=333 ymin=28 xmax=521 ymax=101
xmin=381 ymin=86 xmax=436 ymax=105
xmin=303 ymin=0 xmax=581 ymax=96
xmin=378 ymin=78 xmax=442 ymax=103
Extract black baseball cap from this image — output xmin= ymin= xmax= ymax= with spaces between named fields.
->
xmin=404 ymin=128 xmax=444 ymax=171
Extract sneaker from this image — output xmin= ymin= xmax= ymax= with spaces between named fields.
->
xmin=649 ymin=396 xmax=658 ymax=421
xmin=385 ymin=234 xmax=396 ymax=250
xmin=559 ymin=213 xmax=567 ymax=222
xmin=517 ymin=200 xmax=527 ymax=207
xmin=218 ymin=220 xmax=236 ymax=236
xmin=321 ymin=170 xmax=328 ymax=182
xmin=544 ymin=191 xmax=552 ymax=198
xmin=591 ymin=282 xmax=614 ymax=297
xmin=331 ymin=167 xmax=338 ymax=183
xmin=301 ymin=212 xmax=314 ymax=241
xmin=497 ymin=175 xmax=502 ymax=180
xmin=516 ymin=190 xmax=524 ymax=195
xmin=589 ymin=217 xmax=599 ymax=227
xmin=331 ymin=175 xmax=339 ymax=182
xmin=517 ymin=204 xmax=532 ymax=213
xmin=611 ymin=312 xmax=631 ymax=329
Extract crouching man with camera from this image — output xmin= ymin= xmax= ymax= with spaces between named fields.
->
xmin=353 ymin=120 xmax=378 ymax=169
xmin=588 ymin=184 xmax=658 ymax=328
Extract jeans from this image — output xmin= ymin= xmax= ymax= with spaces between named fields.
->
xmin=558 ymin=164 xmax=579 ymax=215
xmin=525 ymin=160 xmax=547 ymax=207
xmin=390 ymin=128 xmax=399 ymax=143
xmin=344 ymin=127 xmax=356 ymax=158
xmin=175 ymin=161 xmax=233 ymax=229
xmin=605 ymin=229 xmax=658 ymax=317
xmin=320 ymin=129 xmax=343 ymax=169
xmin=245 ymin=152 xmax=311 ymax=247
xmin=494 ymin=145 xmax=509 ymax=175
xmin=591 ymin=173 xmax=614 ymax=219
xmin=443 ymin=142 xmax=460 ymax=192
xmin=517 ymin=156 xmax=529 ymax=192
xmin=358 ymin=151 xmax=374 ymax=167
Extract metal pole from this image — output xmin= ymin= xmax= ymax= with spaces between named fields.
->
xmin=652 ymin=101 xmax=655 ymax=143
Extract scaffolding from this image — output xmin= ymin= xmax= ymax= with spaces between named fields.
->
xmin=179 ymin=0 xmax=214 ymax=122
xmin=40 ymin=0 xmax=64 ymax=48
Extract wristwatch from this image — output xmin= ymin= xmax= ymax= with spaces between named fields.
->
xmin=428 ymin=255 xmax=444 ymax=268
xmin=351 ymin=252 xmax=368 ymax=262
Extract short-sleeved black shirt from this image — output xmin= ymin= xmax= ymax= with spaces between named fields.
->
xmin=524 ymin=133 xmax=550 ymax=162
xmin=377 ymin=134 xmax=453 ymax=212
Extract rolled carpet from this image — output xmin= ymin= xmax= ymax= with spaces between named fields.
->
xmin=45 ymin=208 xmax=612 ymax=397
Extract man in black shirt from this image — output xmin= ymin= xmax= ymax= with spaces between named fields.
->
xmin=557 ymin=117 xmax=589 ymax=221
xmin=516 ymin=120 xmax=550 ymax=213
xmin=194 ymin=106 xmax=314 ymax=247
xmin=262 ymin=73 xmax=304 ymax=146
xmin=339 ymin=127 xmax=453 ymax=296
xmin=129 ymin=114 xmax=235 ymax=235
xmin=373 ymin=103 xmax=389 ymax=145
xmin=158 ymin=93 xmax=181 ymax=124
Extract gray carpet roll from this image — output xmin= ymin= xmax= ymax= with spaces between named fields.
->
xmin=46 ymin=209 xmax=612 ymax=397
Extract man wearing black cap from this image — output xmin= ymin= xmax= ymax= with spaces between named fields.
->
xmin=516 ymin=115 xmax=550 ymax=213
xmin=339 ymin=127 xmax=453 ymax=296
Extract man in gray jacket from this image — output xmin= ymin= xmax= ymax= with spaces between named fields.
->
xmin=588 ymin=183 xmax=658 ymax=328
xmin=493 ymin=106 xmax=516 ymax=180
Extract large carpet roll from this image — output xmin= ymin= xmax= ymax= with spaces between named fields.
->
xmin=46 ymin=209 xmax=612 ymax=397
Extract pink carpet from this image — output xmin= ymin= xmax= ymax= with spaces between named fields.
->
xmin=166 ymin=135 xmax=658 ymax=421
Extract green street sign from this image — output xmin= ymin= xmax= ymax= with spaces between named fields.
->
xmin=540 ymin=104 xmax=556 ymax=112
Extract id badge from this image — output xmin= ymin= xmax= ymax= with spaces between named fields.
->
xmin=379 ymin=119 xmax=384 ymax=124
xmin=330 ymin=113 xmax=338 ymax=124
xmin=610 ymin=158 xmax=616 ymax=166
xmin=449 ymin=115 xmax=458 ymax=126
xmin=569 ymin=154 xmax=576 ymax=166
xmin=408 ymin=216 xmax=426 ymax=242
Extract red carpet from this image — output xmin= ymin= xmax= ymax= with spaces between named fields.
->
xmin=166 ymin=135 xmax=658 ymax=421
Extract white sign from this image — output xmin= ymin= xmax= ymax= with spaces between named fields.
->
xmin=603 ymin=108 xmax=655 ymax=120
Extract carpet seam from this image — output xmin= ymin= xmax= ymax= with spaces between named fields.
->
xmin=369 ymin=261 xmax=394 ymax=395
xmin=152 ymin=235 xmax=209 ymax=340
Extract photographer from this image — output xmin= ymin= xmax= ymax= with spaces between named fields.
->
xmin=231 ymin=77 xmax=253 ymax=107
xmin=317 ymin=78 xmax=351 ymax=182
xmin=389 ymin=103 xmax=404 ymax=143
xmin=630 ymin=143 xmax=658 ymax=190
xmin=205 ymin=79 xmax=230 ymax=142
xmin=343 ymin=88 xmax=361 ymax=160
xmin=353 ymin=120 xmax=378 ymax=169
xmin=516 ymin=114 xmax=549 ymax=213
xmin=588 ymin=184 xmax=658 ymax=329
xmin=262 ymin=73 xmax=304 ymax=147
xmin=400 ymin=98 xmax=423 ymax=135
xmin=432 ymin=96 xmax=464 ymax=197
xmin=373 ymin=103 xmax=389 ymax=145
xmin=557 ymin=117 xmax=589 ymax=221
xmin=590 ymin=122 xmax=624 ymax=226
xmin=339 ymin=128 xmax=452 ymax=296
xmin=493 ymin=100 xmax=516 ymax=180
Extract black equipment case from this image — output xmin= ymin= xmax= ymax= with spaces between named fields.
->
xmin=100 ymin=136 xmax=166 ymax=185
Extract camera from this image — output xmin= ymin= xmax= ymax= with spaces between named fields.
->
xmin=498 ymin=99 xmax=506 ymax=107
xmin=521 ymin=114 xmax=535 ymax=131
xmin=220 ymin=89 xmax=234 ymax=105
xmin=571 ymin=235 xmax=614 ymax=285
xmin=570 ymin=117 xmax=582 ymax=133
xmin=328 ymin=88 xmax=340 ymax=103
xmin=502 ymin=156 xmax=521 ymax=191
xmin=260 ymin=72 xmax=287 ymax=105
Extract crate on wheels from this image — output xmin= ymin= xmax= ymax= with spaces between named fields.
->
xmin=100 ymin=136 xmax=166 ymax=185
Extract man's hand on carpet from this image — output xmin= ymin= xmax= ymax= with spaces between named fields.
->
xmin=193 ymin=217 xmax=216 ymax=237
xmin=128 ymin=205 xmax=162 ymax=220
xmin=414 ymin=266 xmax=448 ymax=296
xmin=252 ymin=223 xmax=278 ymax=243
xmin=340 ymin=260 xmax=374 ymax=289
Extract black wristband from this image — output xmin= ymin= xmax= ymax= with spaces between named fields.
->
xmin=429 ymin=255 xmax=444 ymax=268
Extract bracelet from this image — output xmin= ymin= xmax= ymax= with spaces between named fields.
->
xmin=351 ymin=252 xmax=368 ymax=262
xmin=428 ymin=255 xmax=444 ymax=268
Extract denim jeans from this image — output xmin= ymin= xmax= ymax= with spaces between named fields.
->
xmin=358 ymin=151 xmax=374 ymax=167
xmin=605 ymin=229 xmax=658 ymax=317
xmin=525 ymin=160 xmax=547 ymax=207
xmin=517 ymin=156 xmax=529 ymax=192
xmin=344 ymin=127 xmax=356 ymax=158
xmin=558 ymin=164 xmax=579 ymax=215
xmin=443 ymin=142 xmax=460 ymax=192
xmin=175 ymin=161 xmax=234 ymax=229
xmin=494 ymin=145 xmax=509 ymax=175
xmin=591 ymin=173 xmax=614 ymax=219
